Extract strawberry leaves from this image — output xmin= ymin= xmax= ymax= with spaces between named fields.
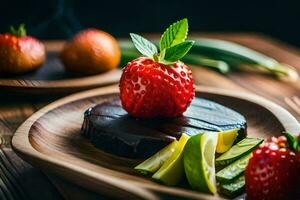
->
xmin=129 ymin=18 xmax=194 ymax=65
xmin=9 ymin=24 xmax=26 ymax=37
xmin=130 ymin=33 xmax=158 ymax=58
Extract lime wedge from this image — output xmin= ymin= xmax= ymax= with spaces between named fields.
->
xmin=152 ymin=134 xmax=189 ymax=186
xmin=184 ymin=133 xmax=218 ymax=194
xmin=216 ymin=137 xmax=263 ymax=166
xmin=135 ymin=140 xmax=179 ymax=175
xmin=216 ymin=129 xmax=239 ymax=153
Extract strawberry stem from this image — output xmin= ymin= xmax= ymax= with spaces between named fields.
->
xmin=153 ymin=54 xmax=159 ymax=62
xmin=9 ymin=24 xmax=26 ymax=37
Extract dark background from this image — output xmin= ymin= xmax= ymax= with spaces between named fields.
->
xmin=1 ymin=0 xmax=300 ymax=46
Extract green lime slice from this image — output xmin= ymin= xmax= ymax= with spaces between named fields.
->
xmin=134 ymin=140 xmax=179 ymax=175
xmin=184 ymin=132 xmax=218 ymax=194
xmin=152 ymin=134 xmax=189 ymax=186
xmin=216 ymin=129 xmax=239 ymax=153
xmin=216 ymin=137 xmax=263 ymax=166
xmin=216 ymin=153 xmax=252 ymax=183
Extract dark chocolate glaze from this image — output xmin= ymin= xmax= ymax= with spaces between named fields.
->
xmin=81 ymin=97 xmax=247 ymax=158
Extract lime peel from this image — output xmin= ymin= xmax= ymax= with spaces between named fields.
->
xmin=152 ymin=133 xmax=189 ymax=186
xmin=184 ymin=132 xmax=218 ymax=194
xmin=134 ymin=140 xmax=179 ymax=175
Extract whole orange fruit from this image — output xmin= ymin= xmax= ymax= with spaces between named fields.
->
xmin=60 ymin=28 xmax=120 ymax=74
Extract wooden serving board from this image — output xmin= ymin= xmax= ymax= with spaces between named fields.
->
xmin=0 ymin=42 xmax=122 ymax=95
xmin=12 ymin=85 xmax=300 ymax=199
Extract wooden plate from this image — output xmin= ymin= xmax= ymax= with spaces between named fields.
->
xmin=12 ymin=85 xmax=300 ymax=199
xmin=0 ymin=42 xmax=122 ymax=95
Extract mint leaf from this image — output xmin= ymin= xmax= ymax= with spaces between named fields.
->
xmin=163 ymin=40 xmax=194 ymax=62
xmin=130 ymin=33 xmax=158 ymax=58
xmin=160 ymin=18 xmax=188 ymax=51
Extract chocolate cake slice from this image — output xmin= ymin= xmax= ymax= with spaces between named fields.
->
xmin=81 ymin=96 xmax=246 ymax=159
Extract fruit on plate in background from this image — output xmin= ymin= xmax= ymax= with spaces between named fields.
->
xmin=60 ymin=28 xmax=120 ymax=74
xmin=119 ymin=18 xmax=195 ymax=118
xmin=245 ymin=132 xmax=300 ymax=200
xmin=0 ymin=24 xmax=45 ymax=74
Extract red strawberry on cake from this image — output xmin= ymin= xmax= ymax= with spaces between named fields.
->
xmin=119 ymin=18 xmax=195 ymax=118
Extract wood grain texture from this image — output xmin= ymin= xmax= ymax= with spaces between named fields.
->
xmin=0 ymin=96 xmax=63 ymax=200
xmin=1 ymin=33 xmax=300 ymax=199
xmin=12 ymin=85 xmax=300 ymax=199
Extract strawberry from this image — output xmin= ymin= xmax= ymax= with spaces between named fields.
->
xmin=0 ymin=24 xmax=45 ymax=74
xmin=119 ymin=18 xmax=195 ymax=118
xmin=245 ymin=133 xmax=300 ymax=200
xmin=120 ymin=57 xmax=194 ymax=118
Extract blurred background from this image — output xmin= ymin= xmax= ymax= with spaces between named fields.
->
xmin=1 ymin=0 xmax=300 ymax=46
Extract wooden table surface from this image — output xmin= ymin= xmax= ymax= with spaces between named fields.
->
xmin=1 ymin=33 xmax=300 ymax=200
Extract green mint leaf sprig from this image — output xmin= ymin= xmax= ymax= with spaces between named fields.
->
xmin=163 ymin=40 xmax=194 ymax=62
xmin=130 ymin=33 xmax=158 ymax=58
xmin=160 ymin=18 xmax=188 ymax=51
xmin=129 ymin=18 xmax=194 ymax=65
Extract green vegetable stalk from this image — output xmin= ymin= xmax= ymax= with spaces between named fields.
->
xmin=119 ymin=38 xmax=299 ymax=81
xmin=191 ymin=39 xmax=299 ymax=81
xmin=182 ymin=54 xmax=229 ymax=74
xmin=120 ymin=49 xmax=229 ymax=74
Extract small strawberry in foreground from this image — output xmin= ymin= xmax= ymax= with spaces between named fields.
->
xmin=0 ymin=24 xmax=45 ymax=74
xmin=119 ymin=18 xmax=195 ymax=118
xmin=245 ymin=132 xmax=300 ymax=200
